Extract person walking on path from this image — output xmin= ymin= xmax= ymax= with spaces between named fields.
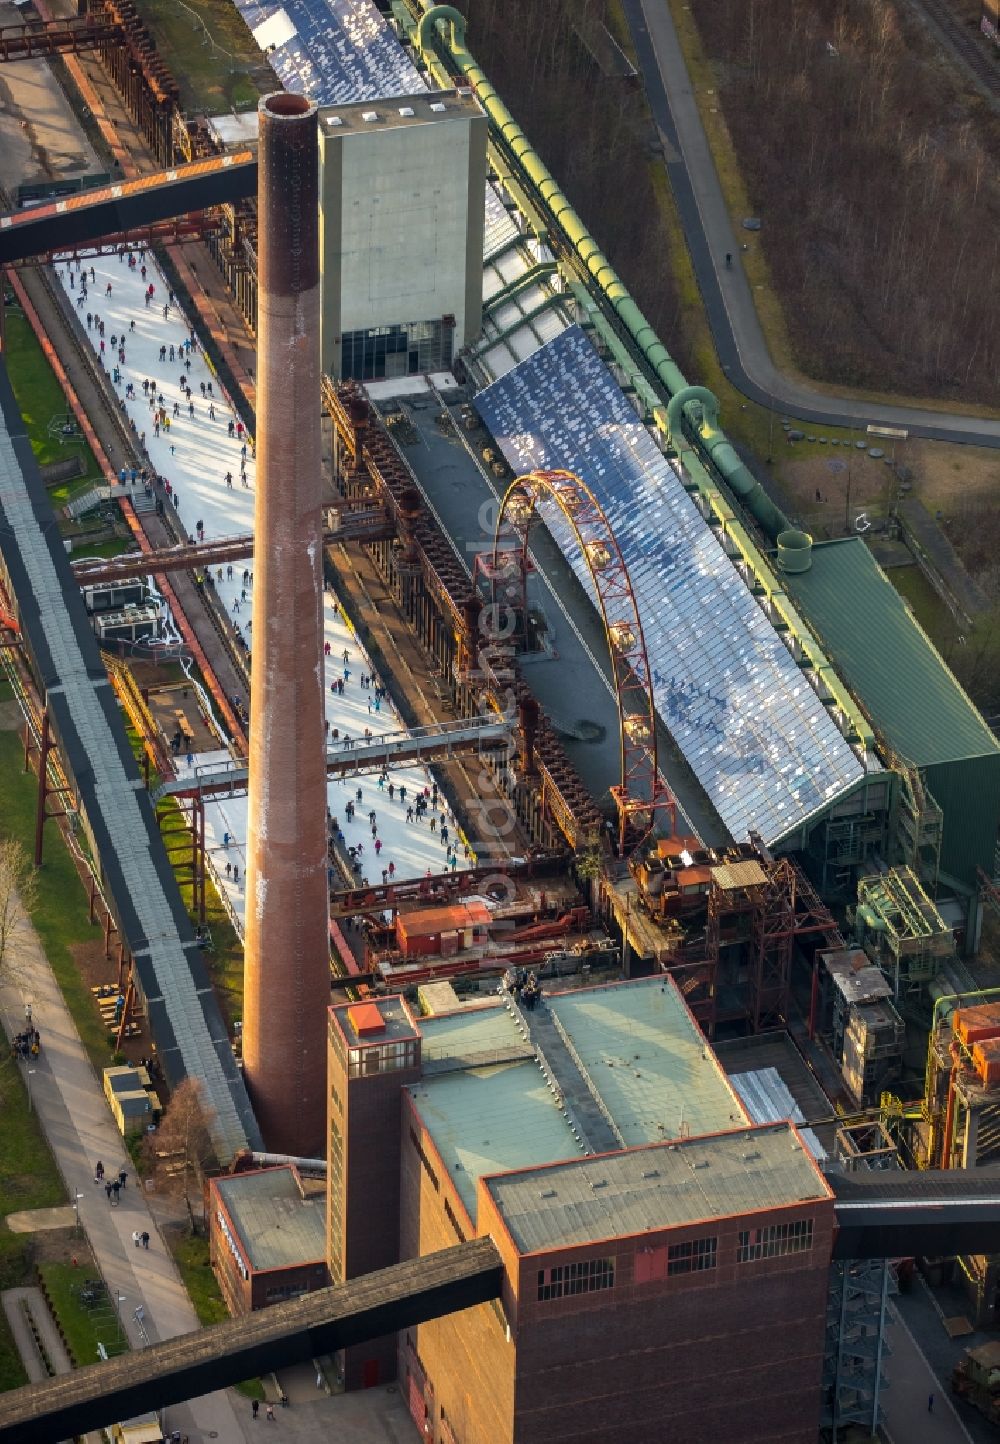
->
xmin=141 ymin=1231 xmax=150 ymax=1249
xmin=132 ymin=1230 xmax=142 ymax=1248
xmin=252 ymin=1400 xmax=259 ymax=1420
xmin=928 ymin=1394 xmax=934 ymax=1413
xmin=265 ymin=1404 xmax=275 ymax=1422
xmin=95 ymin=1161 xmax=104 ymax=1182
xmin=118 ymin=1168 xmax=127 ymax=1190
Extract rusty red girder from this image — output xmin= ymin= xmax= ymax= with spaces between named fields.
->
xmin=0 ymin=16 xmax=122 ymax=60
xmin=492 ymin=468 xmax=676 ymax=857
xmin=5 ymin=216 xmax=222 ymax=270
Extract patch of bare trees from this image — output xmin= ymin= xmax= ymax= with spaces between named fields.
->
xmin=463 ymin=0 xmax=688 ymax=370
xmin=144 ymin=1077 xmax=217 ymax=1233
xmin=691 ymin=0 xmax=1000 ymax=405
xmin=0 ymin=838 xmax=37 ymax=994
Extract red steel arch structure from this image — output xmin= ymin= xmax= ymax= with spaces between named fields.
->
xmin=491 ymin=468 xmax=676 ymax=856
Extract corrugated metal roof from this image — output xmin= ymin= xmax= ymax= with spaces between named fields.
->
xmin=710 ymin=860 xmax=767 ymax=891
xmin=485 ymin=1123 xmax=831 ymax=1253
xmin=214 ymin=1168 xmax=326 ymax=1271
xmin=0 ymin=372 xmax=256 ymax=1160
xmin=784 ymin=539 xmax=999 ymax=767
xmin=399 ymin=901 xmax=491 ymax=938
xmin=730 ymin=1067 xmax=826 ymax=1161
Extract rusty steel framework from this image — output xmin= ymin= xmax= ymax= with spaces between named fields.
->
xmin=324 ymin=380 xmax=605 ymax=852
xmin=0 ymin=14 xmax=122 ymax=60
xmin=490 ymin=469 xmax=675 ymax=856
xmin=2 ymin=216 xmax=223 ymax=270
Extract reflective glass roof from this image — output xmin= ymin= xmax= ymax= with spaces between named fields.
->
xmin=474 ymin=326 xmax=865 ymax=842
xmin=484 ymin=183 xmax=519 ymax=260
xmin=234 ymin=0 xmax=425 ymax=104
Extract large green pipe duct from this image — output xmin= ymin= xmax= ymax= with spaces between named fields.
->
xmin=417 ymin=7 xmax=789 ymax=541
xmin=416 ymin=3 xmax=684 ymax=400
xmin=666 ymin=385 xmax=788 ymax=538
xmin=856 ymin=903 xmax=889 ymax=936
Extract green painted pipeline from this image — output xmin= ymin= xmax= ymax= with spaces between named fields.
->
xmin=416 ymin=5 xmax=790 ymax=539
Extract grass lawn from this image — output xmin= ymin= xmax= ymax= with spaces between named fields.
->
xmin=0 ymin=1231 xmax=33 ymax=1390
xmin=169 ymin=1232 xmax=263 ymax=1398
xmin=0 ymin=1063 xmax=66 ymax=1390
xmin=155 ymin=794 xmax=245 ymax=1025
xmin=37 ymin=1262 xmax=128 ymax=1366
xmin=170 ymin=1231 xmax=227 ymax=1326
xmin=69 ymin=537 xmax=135 ymax=561
xmin=0 ymin=715 xmax=112 ymax=1075
xmin=0 ymin=1062 xmax=65 ymax=1223
xmin=3 ymin=312 xmax=101 ymax=479
xmin=132 ymin=0 xmax=273 ymax=115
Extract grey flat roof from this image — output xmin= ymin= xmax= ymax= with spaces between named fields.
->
xmin=486 ymin=1123 xmax=832 ymax=1254
xmin=418 ymin=1000 xmax=532 ymax=1073
xmin=547 ymin=978 xmax=747 ymax=1145
xmin=319 ymin=89 xmax=482 ymax=135
xmin=409 ymin=978 xmax=750 ymax=1224
xmin=408 ymin=1061 xmax=582 ymax=1221
xmin=215 ymin=1168 xmax=326 ymax=1271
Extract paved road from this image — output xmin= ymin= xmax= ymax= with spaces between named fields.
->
xmin=0 ymin=905 xmax=249 ymax=1443
xmin=623 ymin=0 xmax=1000 ymax=448
xmin=884 ymin=1302 xmax=974 ymax=1444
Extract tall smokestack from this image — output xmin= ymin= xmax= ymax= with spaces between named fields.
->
xmin=243 ymin=93 xmax=328 ymax=1154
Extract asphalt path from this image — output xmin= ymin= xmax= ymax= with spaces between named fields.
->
xmin=622 ymin=0 xmax=1000 ymax=448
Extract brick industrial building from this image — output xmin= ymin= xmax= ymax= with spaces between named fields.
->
xmin=209 ymin=1165 xmax=328 ymax=1317
xmin=327 ymin=978 xmax=835 ymax=1443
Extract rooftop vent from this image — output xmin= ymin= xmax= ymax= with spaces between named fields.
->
xmin=362 ymin=111 xmax=378 ymax=123
xmin=641 ymin=1169 xmax=660 ymax=1180
xmin=430 ymin=102 xmax=446 ymax=113
xmin=398 ymin=106 xmax=415 ymax=117
xmin=325 ymin=116 xmax=342 ymax=127
xmin=540 ymin=1188 xmax=557 ymax=1199
xmin=589 ymin=1178 xmax=608 ymax=1190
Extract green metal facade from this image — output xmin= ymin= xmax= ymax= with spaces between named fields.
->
xmin=785 ymin=540 xmax=1000 ymax=891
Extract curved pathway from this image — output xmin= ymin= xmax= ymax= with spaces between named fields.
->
xmin=623 ymin=0 xmax=1000 ymax=448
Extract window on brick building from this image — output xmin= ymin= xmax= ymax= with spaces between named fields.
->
xmin=667 ymin=1236 xmax=718 ymax=1275
xmin=408 ymin=1126 xmax=439 ymax=1190
xmin=737 ymin=1218 xmax=813 ymax=1263
xmin=537 ymin=1257 xmax=615 ymax=1302
xmin=444 ymin=1197 xmax=466 ymax=1242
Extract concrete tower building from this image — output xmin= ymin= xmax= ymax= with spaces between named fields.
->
xmin=317 ymin=89 xmax=487 ymax=380
xmin=243 ymin=93 xmax=330 ymax=1155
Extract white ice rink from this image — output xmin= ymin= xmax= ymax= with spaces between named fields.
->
xmin=56 ymin=252 xmax=469 ymax=935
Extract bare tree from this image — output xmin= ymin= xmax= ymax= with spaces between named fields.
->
xmin=0 ymin=837 xmax=38 ymax=994
xmin=144 ymin=1077 xmax=217 ymax=1233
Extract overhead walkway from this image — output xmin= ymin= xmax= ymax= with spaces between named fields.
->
xmin=0 ymin=361 xmax=259 ymax=1160
xmin=151 ymin=713 xmax=515 ymax=803
xmin=0 ymin=150 xmax=255 ymax=265
xmin=0 ymin=1240 xmax=503 ymax=1444
xmin=829 ymin=1167 xmax=1000 ymax=1258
